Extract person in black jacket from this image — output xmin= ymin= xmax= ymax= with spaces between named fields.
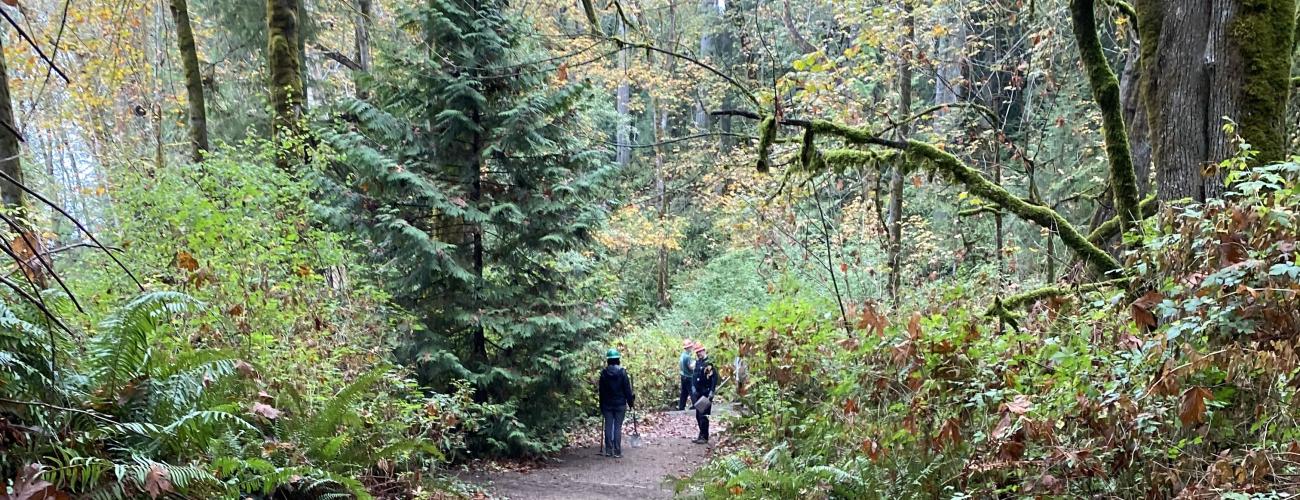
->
xmin=691 ymin=345 xmax=718 ymax=444
xmin=598 ymin=348 xmax=635 ymax=458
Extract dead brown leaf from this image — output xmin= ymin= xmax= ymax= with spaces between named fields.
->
xmin=1179 ymin=386 xmax=1214 ymax=427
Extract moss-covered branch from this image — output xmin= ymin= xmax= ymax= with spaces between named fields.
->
xmin=1071 ymin=0 xmax=1142 ymax=240
xmin=738 ymin=112 xmax=1123 ymax=275
xmin=1086 ymin=194 xmax=1157 ymax=245
xmin=904 ymin=141 xmax=1121 ymax=275
xmin=985 ymin=277 xmax=1133 ymax=325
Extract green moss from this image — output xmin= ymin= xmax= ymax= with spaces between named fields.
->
xmin=984 ymin=277 xmax=1133 ymax=325
xmin=269 ymin=0 xmax=303 ymax=171
xmin=799 ymin=127 xmax=816 ymax=171
xmin=809 ymin=119 xmax=876 ymax=143
xmin=1071 ymin=0 xmax=1142 ymax=241
xmin=1233 ymin=0 xmax=1295 ymax=166
xmin=756 ymin=116 xmax=776 ymax=173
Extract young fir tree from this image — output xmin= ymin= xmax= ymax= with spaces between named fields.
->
xmin=314 ymin=0 xmax=613 ymax=456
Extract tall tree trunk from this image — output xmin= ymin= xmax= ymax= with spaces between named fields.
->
xmin=652 ymin=97 xmax=670 ymax=308
xmin=615 ymin=19 xmax=631 ymax=168
xmin=268 ymin=0 xmax=304 ymax=171
xmin=354 ymin=0 xmax=372 ymax=99
xmin=1136 ymin=0 xmax=1295 ymax=202
xmin=887 ymin=0 xmax=913 ymax=308
xmin=170 ymin=0 xmax=210 ymax=162
xmin=0 ymin=37 xmax=21 ymax=209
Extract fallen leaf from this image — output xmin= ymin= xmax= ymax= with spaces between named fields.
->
xmin=143 ymin=464 xmax=173 ymax=499
xmin=1130 ymin=291 xmax=1163 ymax=329
xmin=234 ymin=360 xmax=258 ymax=379
xmin=175 ymin=251 xmax=199 ymax=272
xmin=251 ymin=402 xmax=282 ymax=420
xmin=7 ymin=463 xmax=69 ymax=500
xmin=1179 ymin=386 xmax=1213 ymax=427
xmin=1004 ymin=395 xmax=1033 ymax=415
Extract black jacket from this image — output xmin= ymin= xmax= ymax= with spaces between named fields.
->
xmin=599 ymin=365 xmax=636 ymax=410
xmin=693 ymin=357 xmax=718 ymax=399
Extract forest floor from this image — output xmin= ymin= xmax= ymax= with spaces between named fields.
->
xmin=462 ymin=406 xmax=729 ymax=499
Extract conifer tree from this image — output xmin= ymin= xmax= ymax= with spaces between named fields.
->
xmin=315 ymin=0 xmax=612 ymax=456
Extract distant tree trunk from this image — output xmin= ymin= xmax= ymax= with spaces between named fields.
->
xmin=170 ymin=0 xmax=210 ymax=162
xmin=887 ymin=1 xmax=913 ymax=308
xmin=354 ymin=0 xmax=372 ymax=99
xmin=780 ymin=0 xmax=817 ymax=54
xmin=268 ymin=0 xmax=304 ymax=171
xmin=652 ymin=98 xmax=670 ymax=308
xmin=1136 ymin=0 xmax=1295 ymax=202
xmin=616 ymin=19 xmax=631 ymax=168
xmin=932 ymin=6 xmax=965 ymax=111
xmin=0 ymin=37 xmax=22 ymax=209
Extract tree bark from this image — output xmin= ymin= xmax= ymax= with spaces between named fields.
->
xmin=354 ymin=0 xmax=372 ymax=99
xmin=0 ymin=36 xmax=22 ymax=209
xmin=887 ymin=0 xmax=913 ymax=308
xmin=170 ymin=0 xmax=210 ymax=162
xmin=652 ymin=97 xmax=670 ymax=308
xmin=1136 ymin=0 xmax=1295 ymax=202
xmin=268 ymin=0 xmax=304 ymax=171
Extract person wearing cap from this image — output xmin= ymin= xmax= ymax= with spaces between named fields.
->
xmin=598 ymin=348 xmax=636 ymax=458
xmin=678 ymin=339 xmax=697 ymax=411
xmin=691 ymin=345 xmax=718 ymax=444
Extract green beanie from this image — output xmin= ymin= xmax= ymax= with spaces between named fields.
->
xmin=606 ymin=348 xmax=621 ymax=359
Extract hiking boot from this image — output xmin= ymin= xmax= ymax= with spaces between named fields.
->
xmin=691 ymin=438 xmax=708 ymax=444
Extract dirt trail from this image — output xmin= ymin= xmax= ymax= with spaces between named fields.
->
xmin=465 ymin=408 xmax=724 ymax=499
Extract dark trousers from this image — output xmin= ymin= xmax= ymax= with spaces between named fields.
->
xmin=601 ymin=407 xmax=626 ymax=455
xmin=678 ymin=376 xmax=693 ymax=410
xmin=696 ymin=408 xmax=710 ymax=440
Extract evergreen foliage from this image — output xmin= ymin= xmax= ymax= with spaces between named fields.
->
xmin=315 ymin=0 xmax=614 ymax=456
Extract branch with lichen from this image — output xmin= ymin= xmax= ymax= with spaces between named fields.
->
xmin=1071 ymin=0 xmax=1142 ymax=241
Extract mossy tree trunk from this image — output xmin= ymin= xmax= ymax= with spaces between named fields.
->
xmin=1071 ymin=0 xmax=1143 ymax=238
xmin=170 ymin=0 xmax=210 ymax=162
xmin=268 ymin=0 xmax=303 ymax=171
xmin=1135 ymin=0 xmax=1295 ymax=202
xmin=0 ymin=37 xmax=22 ymax=209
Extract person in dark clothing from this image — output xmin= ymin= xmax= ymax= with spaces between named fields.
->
xmin=691 ymin=345 xmax=718 ymax=444
xmin=678 ymin=339 xmax=696 ymax=411
xmin=598 ymin=348 xmax=635 ymax=458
